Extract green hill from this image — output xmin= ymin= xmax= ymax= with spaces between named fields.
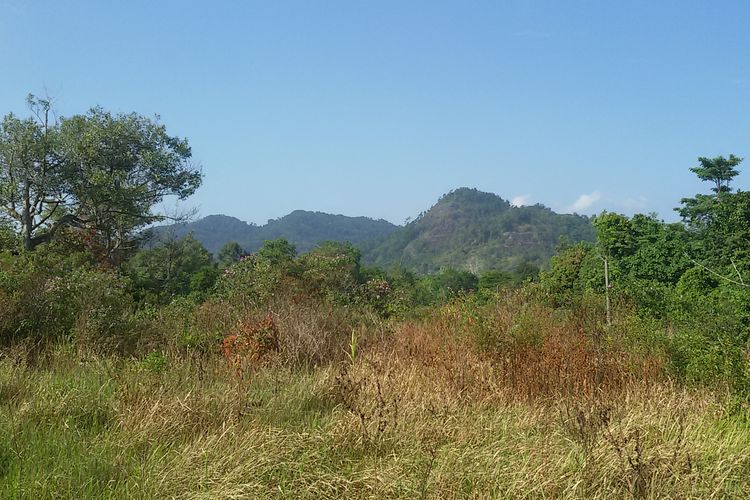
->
xmin=155 ymin=211 xmax=397 ymax=255
xmin=153 ymin=215 xmax=258 ymax=254
xmin=254 ymin=210 xmax=398 ymax=253
xmin=154 ymin=188 xmax=594 ymax=272
xmin=362 ymin=187 xmax=595 ymax=273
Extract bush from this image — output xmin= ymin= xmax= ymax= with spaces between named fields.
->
xmin=669 ymin=324 xmax=748 ymax=393
xmin=0 ymin=251 xmax=133 ymax=349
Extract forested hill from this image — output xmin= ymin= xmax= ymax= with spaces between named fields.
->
xmin=155 ymin=211 xmax=398 ymax=254
xmin=255 ymin=211 xmax=398 ymax=253
xmin=361 ymin=188 xmax=595 ymax=273
xmin=156 ymin=215 xmax=255 ymax=255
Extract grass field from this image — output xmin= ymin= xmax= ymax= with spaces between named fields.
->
xmin=2 ymin=304 xmax=748 ymax=499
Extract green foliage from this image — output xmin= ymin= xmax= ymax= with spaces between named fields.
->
xmin=217 ymin=241 xmax=244 ymax=268
xmin=217 ymin=251 xmax=285 ymax=307
xmin=0 ymin=96 xmax=201 ymax=261
xmin=419 ymin=268 xmax=478 ymax=303
xmin=0 ymin=249 xmax=134 ymax=347
xmin=478 ymin=269 xmax=516 ymax=291
xmin=140 ymin=351 xmax=168 ymax=373
xmin=257 ymin=237 xmax=297 ymax=265
xmin=535 ymin=157 xmax=750 ymax=397
xmin=689 ymin=154 xmax=742 ymax=196
xmin=124 ymin=233 xmax=217 ymax=304
xmin=550 ymin=212 xmax=691 ymax=316
xmin=678 ymin=154 xmax=744 ymax=235
xmin=0 ymin=220 xmax=18 ymax=252
xmin=539 ymin=242 xmax=597 ymax=304
xmin=690 ymin=191 xmax=750 ymax=277
xmin=669 ymin=318 xmax=749 ymax=393
xmin=298 ymin=241 xmax=362 ymax=304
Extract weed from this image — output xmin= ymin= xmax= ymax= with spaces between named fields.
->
xmin=560 ymin=398 xmax=613 ymax=453
xmin=140 ymin=351 xmax=167 ymax=374
xmin=332 ymin=362 xmax=402 ymax=443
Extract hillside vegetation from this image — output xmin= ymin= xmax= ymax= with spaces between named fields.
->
xmin=363 ymin=188 xmax=595 ymax=273
xmin=1 ymin=100 xmax=749 ymax=498
xmin=162 ymin=188 xmax=595 ymax=275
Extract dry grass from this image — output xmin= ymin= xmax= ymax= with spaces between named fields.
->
xmin=1 ymin=300 xmax=748 ymax=498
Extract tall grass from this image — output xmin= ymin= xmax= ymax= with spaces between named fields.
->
xmin=1 ymin=293 xmax=748 ymax=498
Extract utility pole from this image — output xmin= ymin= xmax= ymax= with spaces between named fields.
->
xmin=603 ymin=256 xmax=611 ymax=327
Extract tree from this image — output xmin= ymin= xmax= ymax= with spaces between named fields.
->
xmin=678 ymin=155 xmax=750 ymax=277
xmin=690 ymin=155 xmax=742 ymax=197
xmin=124 ymin=233 xmax=216 ymax=302
xmin=0 ymin=96 xmax=63 ymax=251
xmin=479 ymin=269 xmax=515 ymax=291
xmin=0 ymin=96 xmax=202 ymax=262
xmin=678 ymin=155 xmax=743 ymax=227
xmin=257 ymin=238 xmax=297 ymax=265
xmin=299 ymin=241 xmax=361 ymax=302
xmin=421 ymin=267 xmax=478 ymax=303
xmin=218 ymin=241 xmax=245 ymax=267
xmin=514 ymin=260 xmax=540 ymax=282
xmin=593 ymin=212 xmax=635 ymax=260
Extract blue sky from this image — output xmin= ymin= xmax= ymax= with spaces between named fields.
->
xmin=2 ymin=0 xmax=749 ymax=225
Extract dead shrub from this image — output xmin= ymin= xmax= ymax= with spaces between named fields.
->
xmin=272 ymin=297 xmax=353 ymax=367
xmin=222 ymin=313 xmax=280 ymax=378
xmin=559 ymin=398 xmax=614 ymax=453
xmin=331 ymin=361 xmax=403 ymax=443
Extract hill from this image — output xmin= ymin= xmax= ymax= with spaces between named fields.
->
xmin=154 ymin=211 xmax=397 ymax=255
xmin=362 ymin=187 xmax=595 ymax=273
xmin=153 ymin=215 xmax=258 ymax=254
xmin=256 ymin=210 xmax=398 ymax=253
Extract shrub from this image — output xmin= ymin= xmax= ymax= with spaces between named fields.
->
xmin=0 ymin=251 xmax=134 ymax=349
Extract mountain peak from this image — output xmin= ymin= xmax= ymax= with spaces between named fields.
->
xmin=152 ymin=188 xmax=595 ymax=273
xmin=438 ymin=187 xmax=509 ymax=204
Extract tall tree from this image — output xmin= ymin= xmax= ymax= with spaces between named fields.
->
xmin=0 ymin=96 xmax=64 ymax=251
xmin=678 ymin=155 xmax=743 ymax=228
xmin=690 ymin=154 xmax=742 ymax=197
xmin=0 ymin=96 xmax=202 ymax=262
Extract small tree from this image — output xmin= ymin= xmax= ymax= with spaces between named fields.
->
xmin=218 ymin=241 xmax=245 ymax=267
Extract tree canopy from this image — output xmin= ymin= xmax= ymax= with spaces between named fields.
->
xmin=0 ymin=95 xmax=201 ymax=262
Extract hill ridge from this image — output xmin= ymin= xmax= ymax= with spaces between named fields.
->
xmin=154 ymin=187 xmax=595 ymax=272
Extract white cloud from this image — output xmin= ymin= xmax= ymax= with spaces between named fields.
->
xmin=510 ymin=194 xmax=531 ymax=207
xmin=569 ymin=191 xmax=602 ymax=213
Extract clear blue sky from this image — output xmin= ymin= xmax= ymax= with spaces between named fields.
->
xmin=2 ymin=0 xmax=749 ymax=225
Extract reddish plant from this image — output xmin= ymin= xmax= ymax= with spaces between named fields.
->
xmin=221 ymin=313 xmax=280 ymax=377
